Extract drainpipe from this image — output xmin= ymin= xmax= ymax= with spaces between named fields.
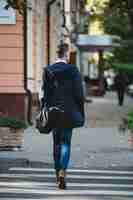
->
xmin=47 ymin=0 xmax=57 ymax=64
xmin=23 ymin=0 xmax=32 ymax=124
xmin=62 ymin=0 xmax=70 ymax=34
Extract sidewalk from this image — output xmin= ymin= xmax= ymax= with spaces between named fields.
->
xmin=0 ymin=126 xmax=133 ymax=170
xmin=85 ymin=92 xmax=133 ymax=127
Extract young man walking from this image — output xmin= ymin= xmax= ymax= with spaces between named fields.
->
xmin=41 ymin=43 xmax=85 ymax=189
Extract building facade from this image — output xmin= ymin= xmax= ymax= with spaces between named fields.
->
xmin=0 ymin=0 xmax=48 ymax=121
xmin=0 ymin=0 xmax=80 ymax=121
xmin=0 ymin=3 xmax=25 ymax=119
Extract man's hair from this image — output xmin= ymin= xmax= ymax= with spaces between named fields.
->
xmin=57 ymin=43 xmax=69 ymax=58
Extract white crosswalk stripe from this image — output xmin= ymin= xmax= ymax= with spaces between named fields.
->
xmin=1 ymin=173 xmax=133 ymax=180
xmin=0 ymin=181 xmax=133 ymax=188
xmin=9 ymin=167 xmax=133 ymax=174
xmin=0 ymin=167 xmax=133 ymax=199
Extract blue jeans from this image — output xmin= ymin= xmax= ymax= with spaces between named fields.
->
xmin=52 ymin=128 xmax=72 ymax=171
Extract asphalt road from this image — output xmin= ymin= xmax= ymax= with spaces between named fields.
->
xmin=0 ymin=166 xmax=133 ymax=199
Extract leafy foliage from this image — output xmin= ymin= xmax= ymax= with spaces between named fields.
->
xmin=5 ymin=0 xmax=26 ymax=14
xmin=127 ymin=111 xmax=133 ymax=130
xmin=0 ymin=116 xmax=28 ymax=129
xmin=102 ymin=0 xmax=133 ymax=67
xmin=85 ymin=0 xmax=108 ymax=22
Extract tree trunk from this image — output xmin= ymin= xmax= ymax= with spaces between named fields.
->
xmin=127 ymin=0 xmax=133 ymax=32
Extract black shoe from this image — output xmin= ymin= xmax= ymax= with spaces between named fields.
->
xmin=58 ymin=169 xmax=66 ymax=189
xmin=56 ymin=170 xmax=59 ymax=184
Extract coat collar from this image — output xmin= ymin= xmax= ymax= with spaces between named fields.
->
xmin=55 ymin=58 xmax=67 ymax=64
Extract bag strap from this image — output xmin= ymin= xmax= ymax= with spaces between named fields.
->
xmin=40 ymin=108 xmax=48 ymax=121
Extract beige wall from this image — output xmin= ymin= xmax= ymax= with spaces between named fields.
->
xmin=50 ymin=2 xmax=62 ymax=63
xmin=35 ymin=0 xmax=47 ymax=93
xmin=50 ymin=0 xmax=72 ymax=63
xmin=0 ymin=11 xmax=24 ymax=94
xmin=27 ymin=0 xmax=47 ymax=94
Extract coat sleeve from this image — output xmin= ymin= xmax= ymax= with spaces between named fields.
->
xmin=72 ymin=67 xmax=85 ymax=118
xmin=39 ymin=68 xmax=49 ymax=109
xmin=38 ymin=68 xmax=45 ymax=108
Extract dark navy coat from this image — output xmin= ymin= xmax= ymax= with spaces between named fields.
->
xmin=42 ymin=62 xmax=85 ymax=128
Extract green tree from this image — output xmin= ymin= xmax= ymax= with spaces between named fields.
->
xmin=5 ymin=0 xmax=26 ymax=14
xmin=102 ymin=0 xmax=133 ymax=66
xmin=104 ymin=0 xmax=133 ymax=32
